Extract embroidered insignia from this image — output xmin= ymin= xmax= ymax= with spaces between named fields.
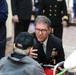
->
xmin=51 ymin=48 xmax=58 ymax=57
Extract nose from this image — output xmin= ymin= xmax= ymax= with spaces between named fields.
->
xmin=39 ymin=31 xmax=43 ymax=34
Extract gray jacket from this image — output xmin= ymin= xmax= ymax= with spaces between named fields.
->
xmin=0 ymin=54 xmax=45 ymax=75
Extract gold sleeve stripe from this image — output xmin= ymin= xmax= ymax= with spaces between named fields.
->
xmin=62 ymin=16 xmax=68 ymax=20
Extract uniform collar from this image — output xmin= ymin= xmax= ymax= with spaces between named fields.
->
xmin=42 ymin=37 xmax=48 ymax=47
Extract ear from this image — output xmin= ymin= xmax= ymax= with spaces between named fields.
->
xmin=48 ymin=27 xmax=52 ymax=34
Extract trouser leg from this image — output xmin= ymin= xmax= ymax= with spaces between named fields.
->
xmin=53 ymin=25 xmax=63 ymax=39
xmin=0 ymin=25 xmax=6 ymax=59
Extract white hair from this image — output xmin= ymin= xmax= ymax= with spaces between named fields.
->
xmin=14 ymin=47 xmax=29 ymax=55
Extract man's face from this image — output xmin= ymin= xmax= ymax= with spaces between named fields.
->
xmin=35 ymin=22 xmax=51 ymax=42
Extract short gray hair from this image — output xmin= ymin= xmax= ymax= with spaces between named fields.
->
xmin=35 ymin=15 xmax=51 ymax=27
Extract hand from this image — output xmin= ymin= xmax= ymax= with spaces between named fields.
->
xmin=12 ymin=15 xmax=19 ymax=22
xmin=28 ymin=47 xmax=38 ymax=58
xmin=39 ymin=63 xmax=43 ymax=66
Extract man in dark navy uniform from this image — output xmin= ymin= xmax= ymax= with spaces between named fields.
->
xmin=0 ymin=0 xmax=8 ymax=59
xmin=28 ymin=16 xmax=65 ymax=75
xmin=38 ymin=0 xmax=68 ymax=39
xmin=29 ymin=16 xmax=65 ymax=65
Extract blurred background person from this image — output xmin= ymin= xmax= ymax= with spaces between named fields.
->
xmin=11 ymin=0 xmax=32 ymax=40
xmin=73 ymin=0 xmax=76 ymax=20
xmin=0 ymin=0 xmax=8 ymax=59
xmin=34 ymin=0 xmax=41 ymax=19
xmin=31 ymin=0 xmax=41 ymax=22
xmin=38 ymin=0 xmax=68 ymax=39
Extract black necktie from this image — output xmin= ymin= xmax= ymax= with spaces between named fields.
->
xmin=40 ymin=43 xmax=44 ymax=51
xmin=40 ymin=43 xmax=45 ymax=54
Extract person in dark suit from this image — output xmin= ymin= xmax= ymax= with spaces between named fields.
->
xmin=38 ymin=0 xmax=68 ymax=39
xmin=11 ymin=0 xmax=32 ymax=39
xmin=0 ymin=0 xmax=8 ymax=59
xmin=28 ymin=16 xmax=65 ymax=65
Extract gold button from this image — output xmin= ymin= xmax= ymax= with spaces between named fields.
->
xmin=49 ymin=14 xmax=52 ymax=16
xmin=54 ymin=14 xmax=56 ymax=16
xmin=54 ymin=10 xmax=57 ymax=12
xmin=50 ymin=5 xmax=52 ymax=7
xmin=55 ymin=5 xmax=57 ymax=7
xmin=50 ymin=10 xmax=52 ymax=12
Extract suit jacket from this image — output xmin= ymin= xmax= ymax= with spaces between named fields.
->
xmin=38 ymin=0 xmax=68 ymax=27
xmin=32 ymin=33 xmax=65 ymax=65
xmin=11 ymin=0 xmax=32 ymax=20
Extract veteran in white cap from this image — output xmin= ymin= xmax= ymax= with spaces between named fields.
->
xmin=0 ymin=32 xmax=45 ymax=75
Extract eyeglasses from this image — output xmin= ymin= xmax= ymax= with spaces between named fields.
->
xmin=35 ymin=28 xmax=48 ymax=33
